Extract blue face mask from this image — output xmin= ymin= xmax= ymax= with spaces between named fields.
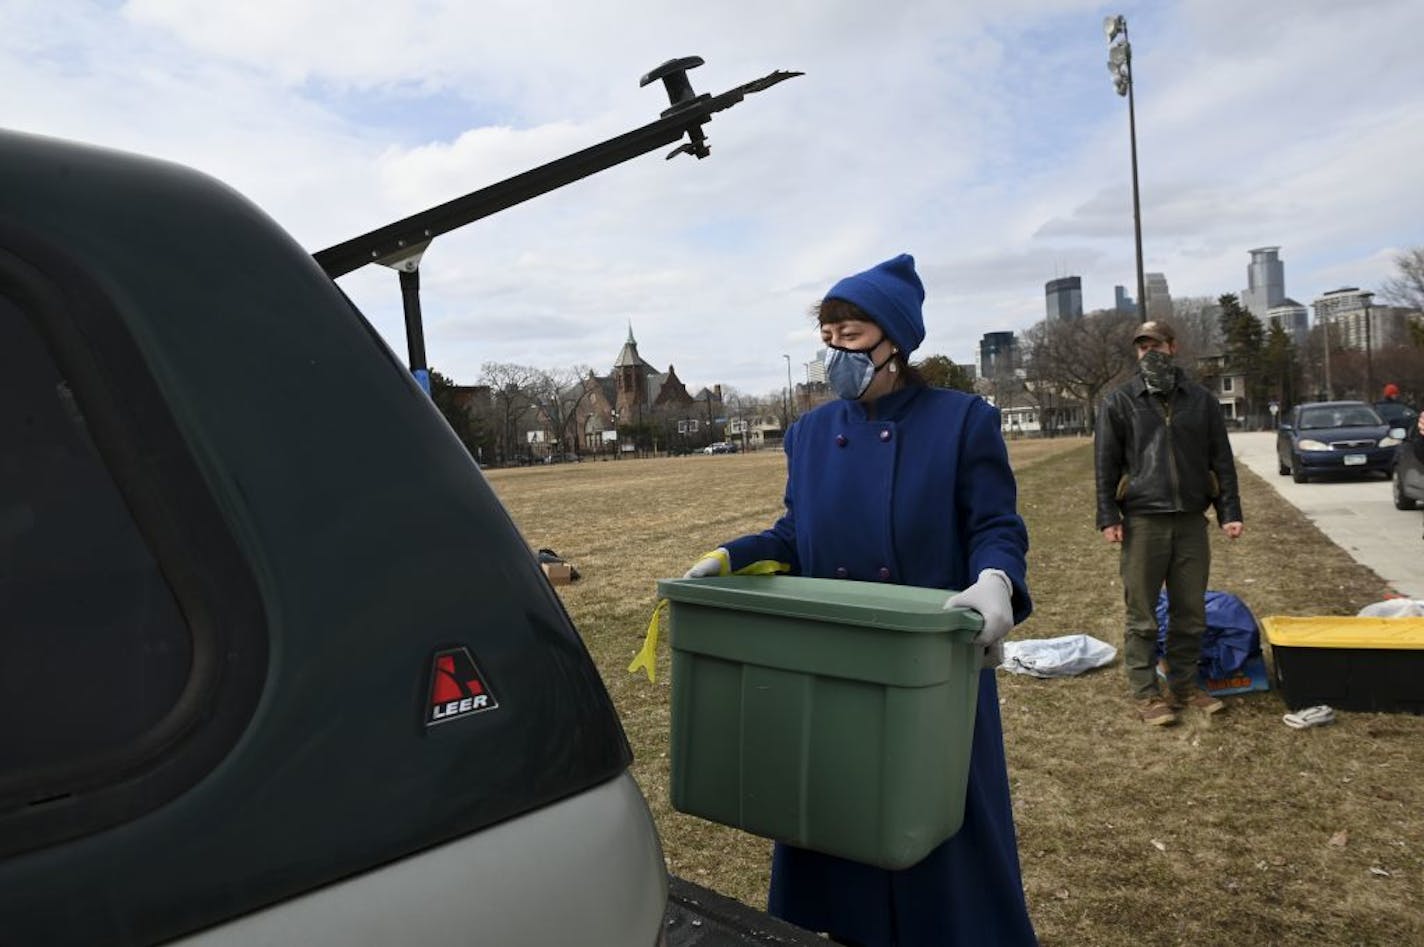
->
xmin=825 ymin=337 xmax=894 ymax=400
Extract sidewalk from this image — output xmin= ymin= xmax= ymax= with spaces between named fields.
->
xmin=1229 ymin=431 xmax=1424 ymax=599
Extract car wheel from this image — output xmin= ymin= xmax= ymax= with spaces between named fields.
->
xmin=1394 ymin=473 xmax=1418 ymax=511
xmin=1290 ymin=456 xmax=1308 ymax=483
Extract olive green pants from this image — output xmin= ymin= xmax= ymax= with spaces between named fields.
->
xmin=1120 ymin=512 xmax=1210 ymax=699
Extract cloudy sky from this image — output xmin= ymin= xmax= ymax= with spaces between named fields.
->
xmin=6 ymin=0 xmax=1422 ymax=398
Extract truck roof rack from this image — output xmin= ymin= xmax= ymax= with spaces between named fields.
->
xmin=311 ymin=58 xmax=800 ymax=378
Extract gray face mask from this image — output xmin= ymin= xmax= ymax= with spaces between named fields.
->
xmin=1139 ymin=349 xmax=1176 ymax=394
xmin=825 ymin=339 xmax=894 ymax=400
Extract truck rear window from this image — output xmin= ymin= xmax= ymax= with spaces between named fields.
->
xmin=0 ymin=296 xmax=191 ymax=783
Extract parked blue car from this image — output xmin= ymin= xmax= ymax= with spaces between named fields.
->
xmin=1276 ymin=400 xmax=1406 ymax=483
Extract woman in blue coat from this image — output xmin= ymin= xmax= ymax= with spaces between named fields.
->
xmin=684 ymin=254 xmax=1037 ymax=946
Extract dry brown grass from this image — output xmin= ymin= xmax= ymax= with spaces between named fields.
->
xmin=484 ymin=439 xmax=1424 ymax=946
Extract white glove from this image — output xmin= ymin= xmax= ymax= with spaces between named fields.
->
xmin=944 ymin=568 xmax=1015 ymax=648
xmin=683 ymin=548 xmax=730 ymax=579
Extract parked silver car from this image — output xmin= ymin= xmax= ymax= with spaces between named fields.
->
xmin=1393 ymin=418 xmax=1424 ymax=511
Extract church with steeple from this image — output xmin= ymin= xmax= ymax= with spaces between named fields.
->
xmin=574 ymin=325 xmax=699 ymax=452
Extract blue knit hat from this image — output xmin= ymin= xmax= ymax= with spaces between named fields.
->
xmin=824 ymin=253 xmax=926 ymax=355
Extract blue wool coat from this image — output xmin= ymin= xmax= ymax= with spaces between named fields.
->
xmin=721 ymin=384 xmax=1037 ymax=947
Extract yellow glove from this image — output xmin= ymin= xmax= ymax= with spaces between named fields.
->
xmin=682 ymin=548 xmax=731 ymax=578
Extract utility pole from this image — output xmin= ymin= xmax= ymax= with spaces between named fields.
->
xmin=1105 ymin=15 xmax=1147 ymax=323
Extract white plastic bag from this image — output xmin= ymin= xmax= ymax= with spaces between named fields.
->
xmin=1000 ymin=634 xmax=1117 ymax=678
xmin=1357 ymin=599 xmax=1424 ymax=618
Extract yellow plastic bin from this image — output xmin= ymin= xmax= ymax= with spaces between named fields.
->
xmin=656 ymin=575 xmax=983 ymax=870
xmin=1261 ymin=616 xmax=1424 ymax=714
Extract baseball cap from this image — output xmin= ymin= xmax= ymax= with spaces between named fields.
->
xmin=1133 ymin=320 xmax=1176 ymax=344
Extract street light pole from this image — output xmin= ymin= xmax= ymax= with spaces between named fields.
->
xmin=783 ymin=353 xmax=794 ymax=419
xmin=1361 ymin=290 xmax=1375 ymax=400
xmin=1315 ymin=301 xmax=1334 ymax=400
xmin=1106 ymin=15 xmax=1147 ymax=322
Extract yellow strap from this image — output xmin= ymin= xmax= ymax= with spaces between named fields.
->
xmin=693 ymin=548 xmax=789 ymax=577
xmin=628 ymin=559 xmax=789 ymax=684
xmin=628 ymin=598 xmax=669 ymax=683
xmin=733 ymin=559 xmax=791 ymax=576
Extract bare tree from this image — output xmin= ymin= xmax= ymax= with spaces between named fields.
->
xmin=1381 ymin=247 xmax=1424 ymax=313
xmin=527 ymin=365 xmax=595 ymax=456
xmin=719 ymin=385 xmax=754 ymax=452
xmin=1019 ymin=333 xmax=1079 ymax=436
xmin=1023 ymin=309 xmax=1138 ymax=426
xmin=1170 ymin=296 xmax=1223 ymax=361
xmin=1367 ymin=343 xmax=1424 ymax=407
xmin=762 ymin=386 xmax=793 ymax=436
xmin=1018 ymin=335 xmax=1060 ymax=434
xmin=479 ymin=362 xmax=538 ymax=465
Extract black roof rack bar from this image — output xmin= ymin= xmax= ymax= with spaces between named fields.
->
xmin=314 ymin=64 xmax=801 ymax=279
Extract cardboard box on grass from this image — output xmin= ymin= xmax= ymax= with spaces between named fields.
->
xmin=1156 ymin=654 xmax=1270 ymax=697
xmin=541 ymin=562 xmax=573 ymax=585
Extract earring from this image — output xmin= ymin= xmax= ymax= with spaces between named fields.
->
xmin=888 ymin=362 xmax=898 ymax=373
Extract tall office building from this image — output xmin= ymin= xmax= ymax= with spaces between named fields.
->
xmin=1316 ymin=290 xmax=1413 ymax=352
xmin=807 ymin=349 xmax=827 ymax=384
xmin=979 ymin=331 xmax=1019 ymax=379
xmin=1266 ymin=299 xmax=1309 ymax=349
xmin=1114 ymin=285 xmax=1136 ymax=316
xmin=1045 ymin=276 xmax=1083 ymax=322
xmin=1312 ymin=287 xmax=1363 ymax=326
xmin=1311 ymin=288 xmax=1388 ymax=351
xmin=1242 ymin=247 xmax=1286 ymax=318
xmin=1144 ymin=273 xmax=1172 ymax=321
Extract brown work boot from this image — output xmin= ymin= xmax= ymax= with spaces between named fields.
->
xmin=1137 ymin=696 xmax=1179 ymax=726
xmin=1174 ymin=688 xmax=1226 ymax=715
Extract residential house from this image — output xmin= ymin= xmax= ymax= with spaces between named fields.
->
xmin=1196 ymin=352 xmax=1249 ymax=425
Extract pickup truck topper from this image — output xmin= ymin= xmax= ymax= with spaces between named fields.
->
xmin=0 ymin=59 xmax=797 ymax=946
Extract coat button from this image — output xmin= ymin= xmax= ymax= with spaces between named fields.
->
xmin=878 ymin=567 xmax=891 ymax=580
xmin=879 ymin=429 xmax=892 ymax=442
xmin=834 ymin=567 xmax=848 ymax=579
xmin=835 ymin=434 xmax=848 ymax=447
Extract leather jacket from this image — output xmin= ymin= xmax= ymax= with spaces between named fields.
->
xmin=1094 ymin=370 xmax=1243 ymax=530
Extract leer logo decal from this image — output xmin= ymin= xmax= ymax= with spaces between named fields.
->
xmin=426 ymin=647 xmax=499 ymax=727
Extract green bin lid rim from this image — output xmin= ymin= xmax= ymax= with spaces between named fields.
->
xmin=656 ymin=575 xmax=983 ymax=636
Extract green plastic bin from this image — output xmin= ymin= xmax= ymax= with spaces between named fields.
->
xmin=656 ymin=575 xmax=983 ymax=870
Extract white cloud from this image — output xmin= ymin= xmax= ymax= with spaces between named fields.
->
xmin=3 ymin=0 xmax=1421 ymax=395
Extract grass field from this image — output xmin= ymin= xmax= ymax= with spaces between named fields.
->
xmin=484 ymin=439 xmax=1424 ymax=946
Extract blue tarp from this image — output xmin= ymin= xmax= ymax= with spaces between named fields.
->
xmin=1155 ymin=589 xmax=1261 ymax=679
